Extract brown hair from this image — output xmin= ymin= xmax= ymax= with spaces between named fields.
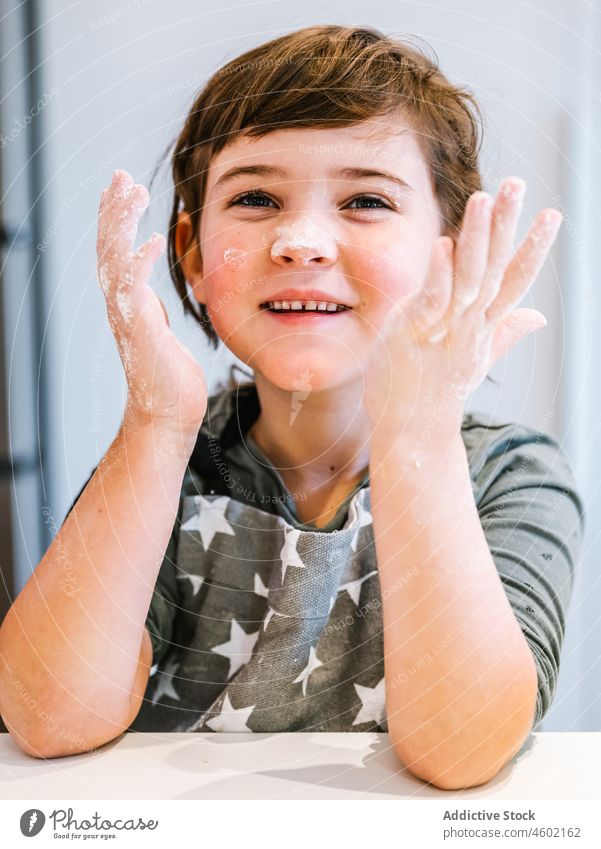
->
xmin=158 ymin=24 xmax=484 ymax=350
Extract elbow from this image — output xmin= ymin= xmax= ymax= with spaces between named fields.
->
xmin=0 ymin=683 xmax=140 ymax=760
xmin=0 ymin=628 xmax=139 ymax=760
xmin=391 ymin=660 xmax=539 ymax=790
xmin=398 ymin=752 xmax=505 ymax=790
xmin=8 ymin=723 xmax=124 ymax=759
xmin=393 ymin=742 xmax=515 ymax=790
xmin=0 ymin=686 xmax=131 ymax=759
xmin=391 ymin=696 xmax=537 ymax=791
xmin=1 ymin=710 xmax=114 ymax=759
xmin=6 ymin=726 xmax=73 ymax=760
xmin=394 ymin=725 xmax=534 ymax=790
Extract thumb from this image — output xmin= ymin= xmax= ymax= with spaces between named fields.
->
xmin=488 ymin=308 xmax=547 ymax=370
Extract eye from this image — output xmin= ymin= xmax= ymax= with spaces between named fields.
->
xmin=227 ymin=191 xmax=396 ymax=211
xmin=346 ymin=194 xmax=393 ymax=210
xmin=228 ymin=191 xmax=277 ymax=208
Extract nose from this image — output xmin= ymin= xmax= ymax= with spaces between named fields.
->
xmin=270 ymin=217 xmax=338 ymax=267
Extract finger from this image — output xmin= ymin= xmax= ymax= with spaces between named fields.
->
xmin=485 ymin=209 xmax=562 ymax=325
xmin=446 ymin=191 xmax=492 ymax=321
xmin=106 ymin=182 xmax=149 ymax=263
xmin=97 ymin=170 xmax=133 ymax=255
xmin=99 ymin=172 xmax=149 ymax=270
xmin=130 ymin=232 xmax=167 ymax=283
xmin=470 ymin=177 xmax=526 ymax=315
xmin=104 ymin=232 xmax=165 ymax=333
xmin=412 ymin=236 xmax=454 ymax=336
xmin=98 ymin=169 xmax=135 ymax=260
xmin=487 ymin=308 xmax=547 ymax=370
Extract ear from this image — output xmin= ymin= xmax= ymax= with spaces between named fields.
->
xmin=175 ymin=210 xmax=205 ymax=306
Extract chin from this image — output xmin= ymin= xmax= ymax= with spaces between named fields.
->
xmin=221 ymin=322 xmax=366 ymax=392
xmin=253 ymin=353 xmax=360 ymax=395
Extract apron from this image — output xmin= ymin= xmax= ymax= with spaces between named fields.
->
xmin=132 ymin=484 xmax=388 ymax=733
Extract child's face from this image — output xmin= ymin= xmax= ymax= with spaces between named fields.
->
xmin=183 ymin=115 xmax=444 ymax=394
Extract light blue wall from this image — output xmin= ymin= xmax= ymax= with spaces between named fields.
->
xmin=30 ymin=0 xmax=599 ymax=730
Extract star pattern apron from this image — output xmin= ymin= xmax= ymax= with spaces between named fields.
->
xmin=133 ymin=485 xmax=388 ymax=733
xmin=74 ymin=381 xmax=584 ymax=736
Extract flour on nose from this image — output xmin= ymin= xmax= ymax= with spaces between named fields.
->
xmin=270 ymin=218 xmax=337 ymax=261
xmin=223 ymin=247 xmax=247 ymax=269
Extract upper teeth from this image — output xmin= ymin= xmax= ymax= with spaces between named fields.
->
xmin=267 ymin=300 xmax=346 ymax=312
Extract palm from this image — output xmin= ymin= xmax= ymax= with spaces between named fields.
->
xmin=364 ymin=177 xmax=561 ymax=434
xmin=123 ymin=284 xmax=208 ymax=428
xmin=98 ymin=169 xmax=208 ymax=433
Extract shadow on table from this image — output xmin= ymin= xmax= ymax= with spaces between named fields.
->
xmin=161 ymin=731 xmax=537 ymax=799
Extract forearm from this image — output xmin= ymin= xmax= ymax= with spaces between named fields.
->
xmin=369 ymin=428 xmax=538 ymax=789
xmin=0 ymin=413 xmax=197 ymax=755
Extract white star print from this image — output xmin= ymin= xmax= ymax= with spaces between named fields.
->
xmin=352 ymin=677 xmax=387 ymax=727
xmin=253 ymin=573 xmax=269 ymax=598
xmin=180 ymin=495 xmax=235 ymax=550
xmin=293 ymin=645 xmax=324 ymax=696
xmin=263 ymin=605 xmax=286 ymax=631
xmin=150 ymin=655 xmax=181 ymax=706
xmin=176 ymin=572 xmax=205 ymax=596
xmin=350 ymin=500 xmax=373 ymax=552
xmin=205 ymin=692 xmax=256 ymax=732
xmin=210 ymin=618 xmax=260 ymax=679
xmin=280 ymin=527 xmax=306 ymax=583
xmin=338 ymin=570 xmax=378 ymax=607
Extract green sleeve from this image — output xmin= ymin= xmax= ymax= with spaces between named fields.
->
xmin=468 ymin=419 xmax=585 ymax=730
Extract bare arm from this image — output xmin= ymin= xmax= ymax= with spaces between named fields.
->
xmin=370 ymin=430 xmax=538 ymax=791
xmin=0 ymin=168 xmax=208 ymax=758
xmin=363 ymin=178 xmax=564 ymax=789
xmin=0 ymin=415 xmax=198 ymax=758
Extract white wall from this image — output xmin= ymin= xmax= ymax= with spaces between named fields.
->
xmin=35 ymin=0 xmax=599 ymax=729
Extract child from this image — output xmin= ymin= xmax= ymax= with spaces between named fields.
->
xmin=0 ymin=25 xmax=584 ymax=790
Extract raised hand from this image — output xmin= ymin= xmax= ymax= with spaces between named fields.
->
xmin=364 ymin=177 xmax=562 ymax=440
xmin=97 ymin=169 xmax=208 ymax=434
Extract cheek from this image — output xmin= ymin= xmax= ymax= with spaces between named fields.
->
xmin=358 ymin=243 xmax=424 ymax=306
xmin=222 ymin=247 xmax=248 ymax=270
xmin=197 ymin=256 xmax=246 ymax=338
xmin=202 ymin=237 xmax=250 ymax=304
xmin=216 ymin=234 xmax=250 ymax=274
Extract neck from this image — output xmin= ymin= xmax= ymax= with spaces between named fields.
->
xmin=246 ymin=372 xmax=372 ymax=487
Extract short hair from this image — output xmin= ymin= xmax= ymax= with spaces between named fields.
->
xmin=162 ymin=24 xmax=484 ymax=349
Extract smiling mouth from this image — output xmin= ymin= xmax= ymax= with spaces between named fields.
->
xmin=260 ymin=300 xmax=351 ymax=313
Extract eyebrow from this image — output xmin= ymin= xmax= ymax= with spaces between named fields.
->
xmin=213 ymin=164 xmax=414 ymax=193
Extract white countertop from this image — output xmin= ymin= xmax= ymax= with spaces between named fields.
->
xmin=1 ymin=732 xmax=598 ymax=800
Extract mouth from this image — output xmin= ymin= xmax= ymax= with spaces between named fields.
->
xmin=259 ymin=299 xmax=352 ymax=316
